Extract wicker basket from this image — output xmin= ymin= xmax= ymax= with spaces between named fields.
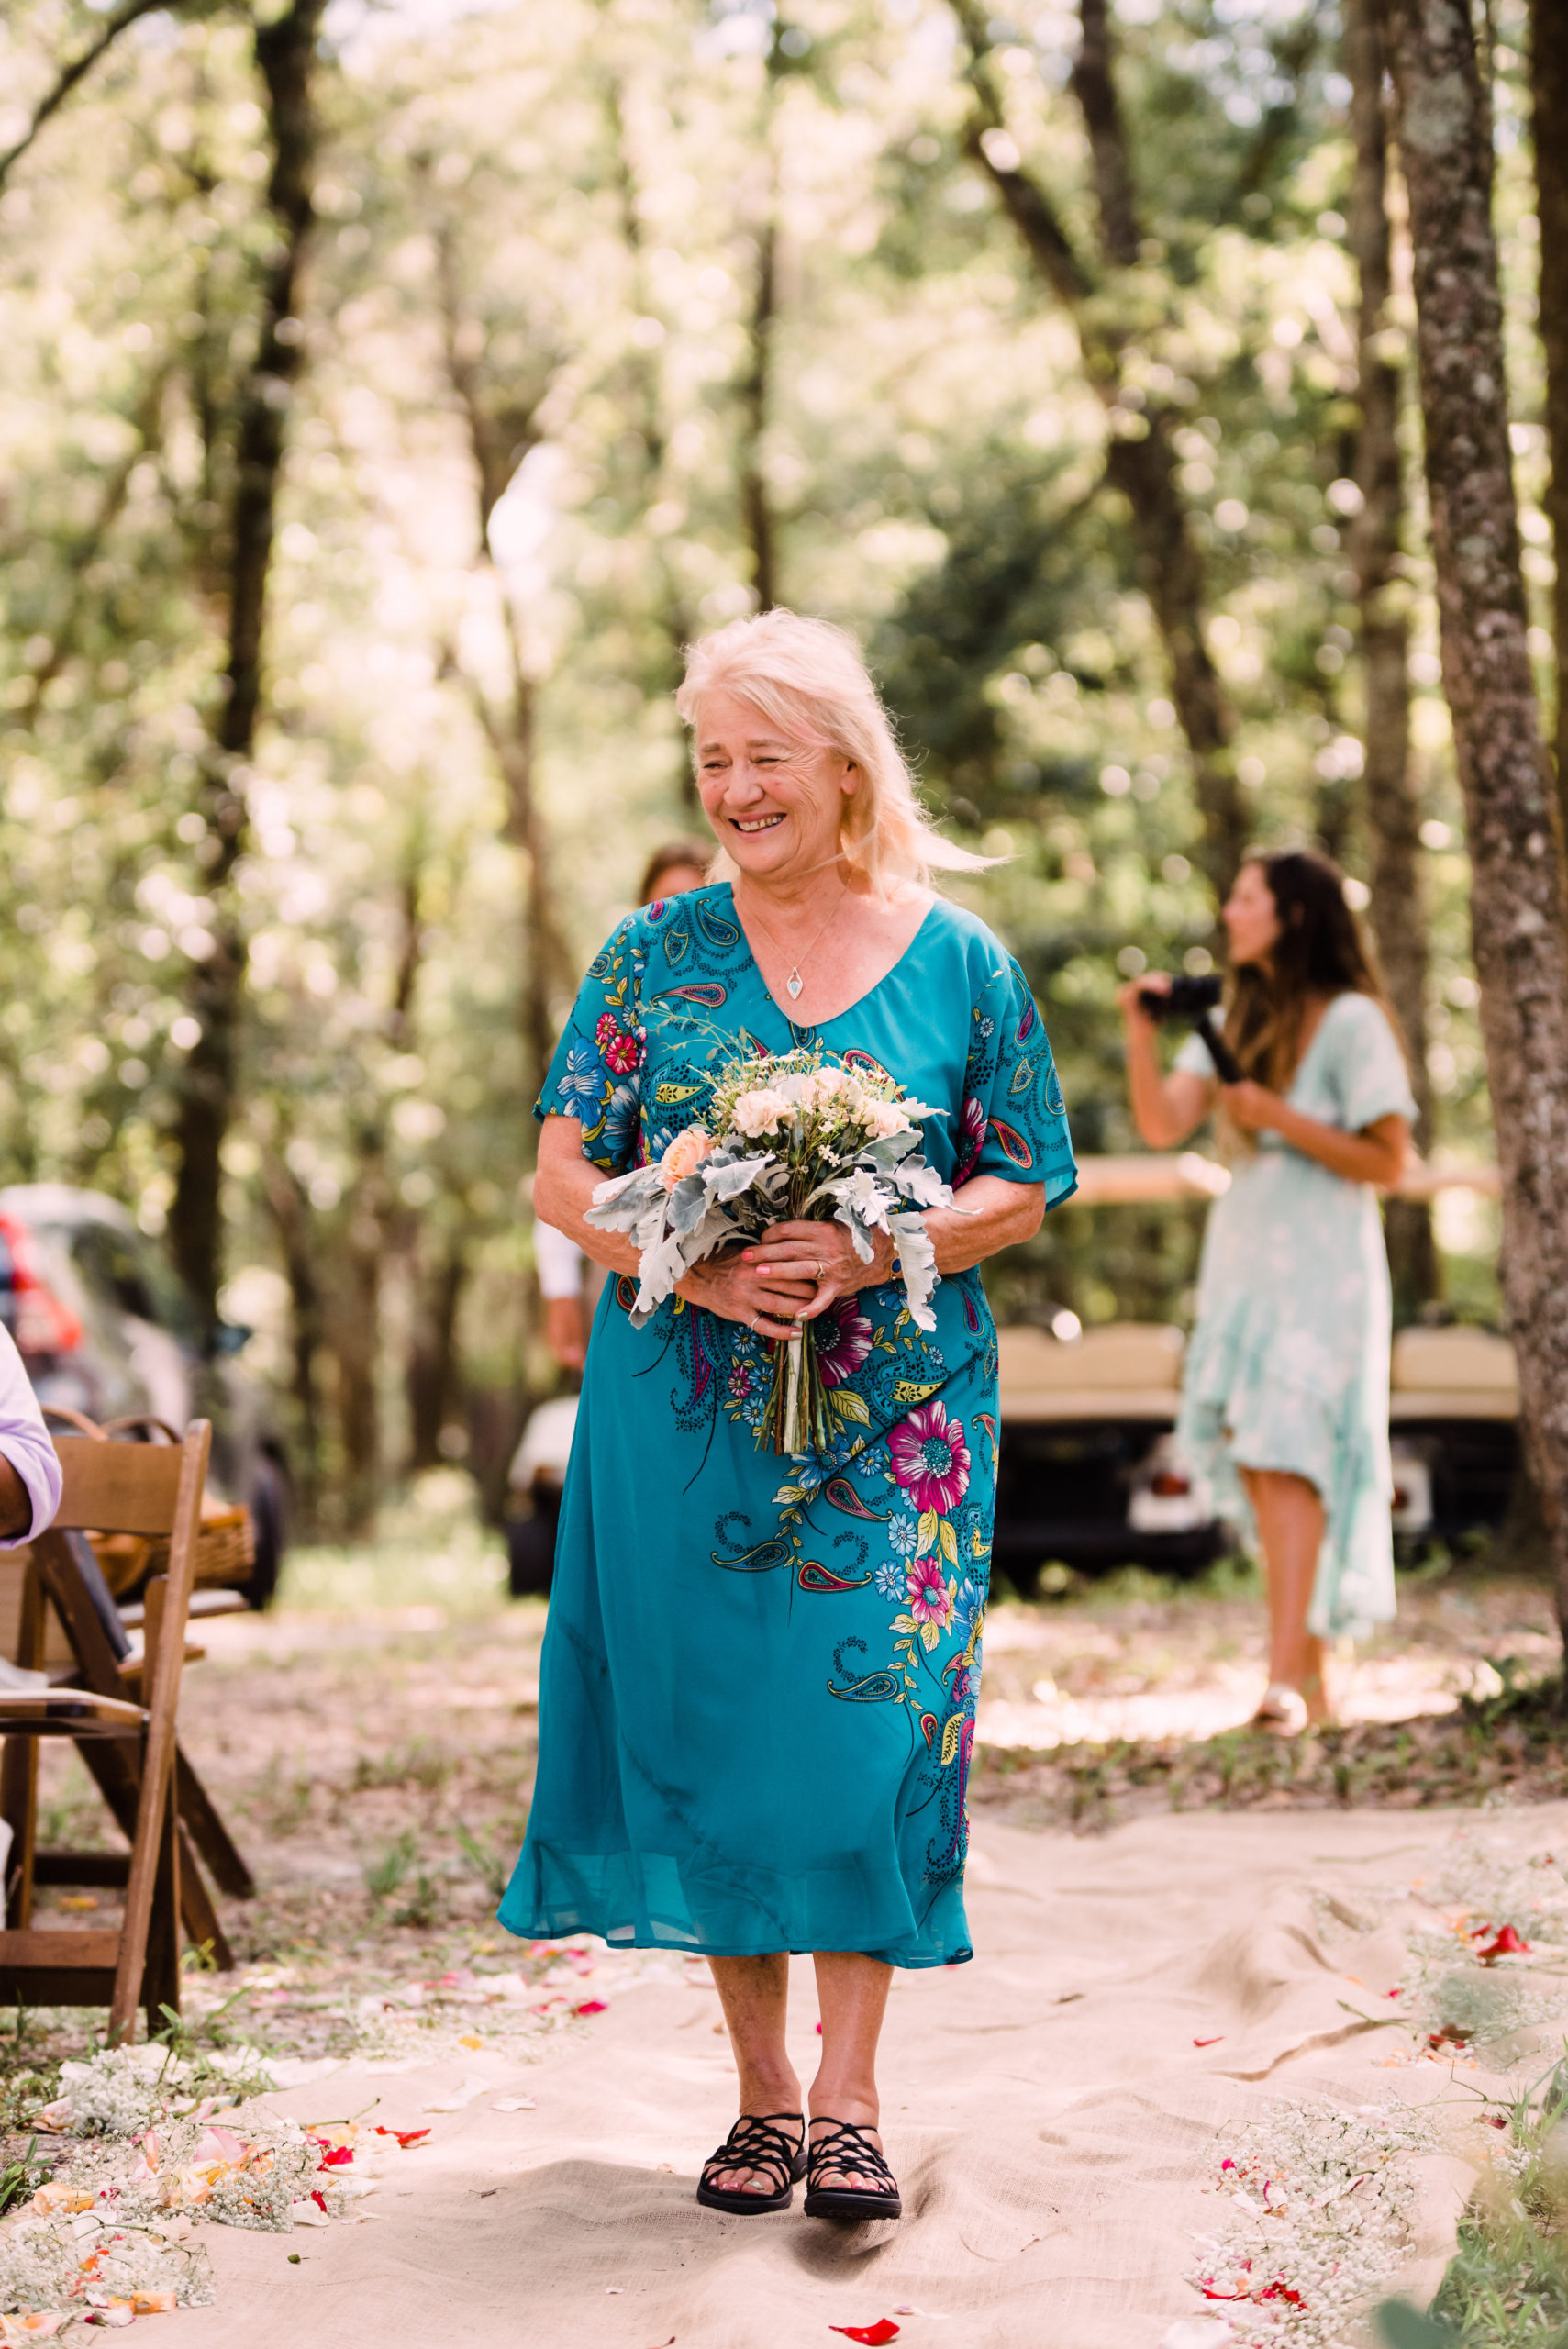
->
xmin=90 ymin=1504 xmax=255 ymax=1598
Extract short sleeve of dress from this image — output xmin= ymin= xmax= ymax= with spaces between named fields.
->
xmin=1329 ymin=995 xmax=1418 ymax=1133
xmin=533 ymin=916 xmax=647 ymax=1174
xmin=968 ymin=952 xmax=1078 ymax=1206
xmin=1173 ymin=1030 xmax=1217 ymax=1076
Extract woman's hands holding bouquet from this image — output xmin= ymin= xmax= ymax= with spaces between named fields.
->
xmin=678 ymin=1219 xmax=898 ymax=1340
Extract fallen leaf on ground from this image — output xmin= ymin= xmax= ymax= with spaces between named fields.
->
xmin=829 ymin=2325 xmax=899 ymax=2345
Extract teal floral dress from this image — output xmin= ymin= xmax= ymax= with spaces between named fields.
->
xmin=499 ymin=885 xmax=1076 ymax=1968
xmin=1174 ymin=991 xmax=1418 ymax=1640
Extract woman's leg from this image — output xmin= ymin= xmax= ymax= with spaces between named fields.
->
xmin=808 ymin=1951 xmax=895 ymax=2185
xmin=1240 ymin=1467 xmax=1331 ymax=1721
xmin=706 ymin=1954 xmax=803 ymax=2190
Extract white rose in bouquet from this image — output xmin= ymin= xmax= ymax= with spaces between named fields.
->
xmin=732 ymin=1087 xmax=792 ymax=1138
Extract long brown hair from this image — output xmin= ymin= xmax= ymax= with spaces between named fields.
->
xmin=1224 ymin=848 xmax=1404 ymax=1087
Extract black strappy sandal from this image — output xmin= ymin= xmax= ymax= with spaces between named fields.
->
xmin=803 ymin=2117 xmax=903 ymax=2221
xmin=695 ymin=2110 xmax=807 ymax=2214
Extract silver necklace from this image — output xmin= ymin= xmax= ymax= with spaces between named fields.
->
xmin=740 ymin=881 xmax=848 ymax=1003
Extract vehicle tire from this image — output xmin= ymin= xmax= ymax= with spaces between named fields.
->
xmin=506 ymin=1509 xmax=556 ymax=1599
xmin=242 ymin=1453 xmax=289 ymax=1610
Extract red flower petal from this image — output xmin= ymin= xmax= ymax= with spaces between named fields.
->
xmin=1477 ymin=1924 xmax=1530 ymax=1963
xmin=373 ymin=2127 xmax=431 ymax=2148
xmin=1193 ymin=2035 xmax=1224 ymax=2047
xmin=829 ymin=2326 xmax=900 ymax=2345
xmin=574 ymin=1998 xmax=608 ymax=2017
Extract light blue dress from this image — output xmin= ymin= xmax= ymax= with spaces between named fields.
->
xmin=499 ymin=886 xmax=1076 ymax=1967
xmin=1174 ymin=992 xmax=1417 ymax=1640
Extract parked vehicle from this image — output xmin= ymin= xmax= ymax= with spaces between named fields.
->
xmin=505 ymin=1396 xmax=576 ymax=1598
xmin=1386 ymin=1323 xmax=1518 ymax=1549
xmin=0 ymin=1186 xmax=289 ymax=1606
xmin=993 ymin=1317 xmax=1520 ymax=1582
xmin=993 ymin=1320 xmax=1224 ymax=1579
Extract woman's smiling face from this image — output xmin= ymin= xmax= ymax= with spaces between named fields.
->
xmin=695 ymin=689 xmax=855 ymax=885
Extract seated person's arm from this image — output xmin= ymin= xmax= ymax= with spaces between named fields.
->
xmin=0 ymin=1455 xmax=31 ymax=1542
xmin=0 ymin=1329 xmax=62 ymax=1544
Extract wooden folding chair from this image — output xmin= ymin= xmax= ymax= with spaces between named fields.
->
xmin=0 ymin=1421 xmax=210 ymax=2041
xmin=13 ymin=1412 xmax=256 ymax=1969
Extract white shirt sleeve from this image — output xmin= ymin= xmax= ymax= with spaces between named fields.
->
xmin=1173 ymin=1029 xmax=1218 ymax=1076
xmin=535 ymin=1219 xmax=586 ymax=1302
xmin=0 ymin=1327 xmax=61 ymax=1545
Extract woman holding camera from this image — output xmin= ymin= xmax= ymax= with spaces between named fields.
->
xmin=1118 ymin=849 xmax=1416 ymax=1733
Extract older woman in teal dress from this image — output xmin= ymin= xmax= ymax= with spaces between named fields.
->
xmin=502 ymin=610 xmax=1075 ymax=2222
xmin=1120 ymin=849 xmax=1415 ymax=1736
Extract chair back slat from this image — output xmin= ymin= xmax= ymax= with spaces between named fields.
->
xmin=50 ymin=1439 xmax=186 ymax=1536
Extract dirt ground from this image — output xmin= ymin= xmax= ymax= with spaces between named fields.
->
xmin=17 ymin=1478 xmax=1568 ymax=2072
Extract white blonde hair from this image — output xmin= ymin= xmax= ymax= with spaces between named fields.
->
xmin=675 ymin=608 xmax=995 ymax=897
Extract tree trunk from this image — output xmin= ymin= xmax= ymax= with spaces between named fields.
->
xmin=332 ymin=1195 xmax=384 ymax=1537
xmin=604 ymin=75 xmax=699 ymax=803
xmin=167 ymin=0 xmax=325 ymax=1330
xmin=740 ymin=219 xmax=779 ymax=612
xmin=1530 ymin=0 xmax=1568 ymax=838
xmin=435 ymin=226 xmax=573 ymax=1107
xmin=959 ymin=0 xmax=1249 ymax=899
xmin=261 ymin=1154 xmax=325 ymax=1528
xmin=406 ymin=1243 xmax=467 ymax=1473
xmin=1378 ymin=0 xmax=1568 ymax=1655
xmin=1343 ymin=0 xmax=1440 ymax=1317
xmin=328 ymin=850 xmax=425 ymax=1536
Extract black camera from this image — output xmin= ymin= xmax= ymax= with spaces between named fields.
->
xmin=1135 ymin=971 xmax=1241 ymax=1083
xmin=1137 ymin=973 xmax=1223 ymax=1022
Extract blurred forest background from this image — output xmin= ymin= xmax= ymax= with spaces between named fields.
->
xmin=0 ymin=0 xmax=1551 ymax=1533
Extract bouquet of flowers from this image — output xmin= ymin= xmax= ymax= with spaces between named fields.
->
xmin=584 ymin=1046 xmax=959 ymax=1454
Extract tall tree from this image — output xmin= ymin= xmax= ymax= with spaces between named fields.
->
xmin=1378 ymin=0 xmax=1568 ymax=1653
xmin=956 ymin=0 xmax=1249 ymax=900
xmin=1342 ymin=0 xmax=1439 ymax=1314
xmin=602 ymin=72 xmax=698 ymax=800
xmin=167 ymin=0 xmax=327 ymax=1330
xmin=433 ymin=219 xmax=573 ymax=1108
xmin=1529 ymin=0 xmax=1568 ymax=837
xmin=330 ymin=847 xmax=424 ymax=1536
xmin=740 ymin=214 xmax=780 ymax=613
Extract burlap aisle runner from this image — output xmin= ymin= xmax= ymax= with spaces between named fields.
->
xmin=161 ymin=1803 xmax=1551 ymax=2349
